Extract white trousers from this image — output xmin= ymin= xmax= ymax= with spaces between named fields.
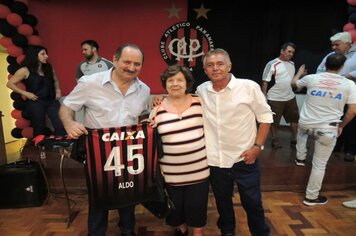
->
xmin=296 ymin=124 xmax=338 ymax=199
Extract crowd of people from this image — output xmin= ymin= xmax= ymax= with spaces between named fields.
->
xmin=5 ymin=32 xmax=356 ymax=235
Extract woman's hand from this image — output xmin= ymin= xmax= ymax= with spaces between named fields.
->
xmin=55 ymin=89 xmax=62 ymax=100
xmin=25 ymin=91 xmax=38 ymax=101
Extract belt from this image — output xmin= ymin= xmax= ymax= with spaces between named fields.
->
xmin=329 ymin=122 xmax=338 ymax=126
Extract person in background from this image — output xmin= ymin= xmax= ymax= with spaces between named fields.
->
xmin=316 ymin=32 xmax=356 ymax=162
xmin=262 ymin=42 xmax=303 ymax=149
xmin=149 ymin=64 xmax=209 ymax=236
xmin=292 ymin=53 xmax=356 ymax=206
xmin=60 ymin=43 xmax=150 ymax=236
xmin=7 ymin=45 xmax=66 ymax=137
xmin=198 ymin=48 xmax=272 ymax=236
xmin=76 ymin=39 xmax=113 ymax=81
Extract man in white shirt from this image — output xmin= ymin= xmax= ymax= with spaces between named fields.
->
xmin=60 ymin=43 xmax=150 ymax=236
xmin=292 ymin=53 xmax=356 ymax=206
xmin=197 ymin=48 xmax=273 ymax=236
xmin=262 ymin=42 xmax=302 ymax=149
xmin=316 ymin=32 xmax=356 ymax=162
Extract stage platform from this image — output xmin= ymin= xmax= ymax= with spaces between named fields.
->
xmin=19 ymin=126 xmax=356 ymax=193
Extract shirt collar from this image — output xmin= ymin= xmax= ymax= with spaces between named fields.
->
xmin=101 ymin=68 xmax=141 ymax=89
xmin=207 ymin=74 xmax=237 ymax=93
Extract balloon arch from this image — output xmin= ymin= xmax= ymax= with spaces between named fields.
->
xmin=1 ymin=0 xmax=356 ymax=139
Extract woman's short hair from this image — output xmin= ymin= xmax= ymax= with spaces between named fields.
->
xmin=160 ymin=64 xmax=195 ymax=94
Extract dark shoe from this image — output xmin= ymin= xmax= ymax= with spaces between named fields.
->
xmin=221 ymin=233 xmax=235 ymax=236
xmin=295 ymin=158 xmax=306 ymax=166
xmin=344 ymin=153 xmax=355 ymax=162
xmin=121 ymin=232 xmax=136 ymax=236
xmin=173 ymin=228 xmax=188 ymax=236
xmin=303 ymin=196 xmax=328 ymax=206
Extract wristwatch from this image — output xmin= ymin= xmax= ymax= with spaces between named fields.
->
xmin=253 ymin=143 xmax=264 ymax=150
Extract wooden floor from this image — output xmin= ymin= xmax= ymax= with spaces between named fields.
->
xmin=0 ymin=190 xmax=356 ymax=235
xmin=1 ymin=126 xmax=356 ymax=235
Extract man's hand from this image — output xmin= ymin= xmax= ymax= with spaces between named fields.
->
xmin=64 ymin=121 xmax=88 ymax=139
xmin=240 ymin=146 xmax=261 ymax=165
xmin=151 ymin=95 xmax=165 ymax=108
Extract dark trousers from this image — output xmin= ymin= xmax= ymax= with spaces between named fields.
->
xmin=88 ymin=204 xmax=136 ymax=236
xmin=342 ymin=117 xmax=356 ymax=155
xmin=210 ymin=160 xmax=270 ymax=236
xmin=26 ymin=99 xmax=66 ymax=137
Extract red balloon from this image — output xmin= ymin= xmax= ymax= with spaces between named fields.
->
xmin=348 ymin=29 xmax=356 ymax=43
xmin=15 ymin=118 xmax=31 ymax=129
xmin=0 ymin=36 xmax=12 ymax=47
xmin=16 ymin=54 xmax=25 ymax=64
xmin=11 ymin=109 xmax=22 ymax=119
xmin=27 ymin=35 xmax=42 ymax=46
xmin=0 ymin=4 xmax=10 ymax=18
xmin=7 ymin=44 xmax=23 ymax=57
xmin=6 ymin=13 xmax=23 ymax=27
xmin=344 ymin=23 xmax=355 ymax=32
xmin=348 ymin=0 xmax=356 ymax=6
xmin=21 ymin=127 xmax=33 ymax=138
xmin=16 ymin=82 xmax=26 ymax=90
xmin=18 ymin=24 xmax=33 ymax=36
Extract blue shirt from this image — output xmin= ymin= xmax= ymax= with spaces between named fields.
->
xmin=63 ymin=68 xmax=150 ymax=128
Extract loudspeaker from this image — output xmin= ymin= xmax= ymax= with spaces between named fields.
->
xmin=0 ymin=160 xmax=48 ymax=208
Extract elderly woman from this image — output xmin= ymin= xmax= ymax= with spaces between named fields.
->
xmin=150 ymin=64 xmax=210 ymax=236
xmin=7 ymin=46 xmax=66 ymax=137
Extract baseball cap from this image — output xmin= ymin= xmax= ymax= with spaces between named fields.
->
xmin=330 ymin=32 xmax=352 ymax=43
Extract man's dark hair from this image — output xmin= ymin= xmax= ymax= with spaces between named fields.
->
xmin=281 ymin=42 xmax=296 ymax=50
xmin=114 ymin=43 xmax=144 ymax=64
xmin=81 ymin=40 xmax=99 ymax=50
xmin=325 ymin=53 xmax=346 ymax=71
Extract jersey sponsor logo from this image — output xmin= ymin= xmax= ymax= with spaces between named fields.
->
xmin=320 ymin=80 xmax=341 ymax=86
xmin=160 ymin=21 xmax=214 ymax=67
xmin=310 ymin=90 xmax=342 ymax=100
xmin=101 ymin=130 xmax=146 ymax=142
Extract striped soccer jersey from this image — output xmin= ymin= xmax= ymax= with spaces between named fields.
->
xmin=85 ymin=123 xmax=160 ymax=209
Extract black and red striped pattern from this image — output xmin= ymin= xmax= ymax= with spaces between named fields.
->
xmin=85 ymin=123 xmax=159 ymax=209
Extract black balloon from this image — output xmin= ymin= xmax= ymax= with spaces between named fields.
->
xmin=33 ymin=28 xmax=39 ymax=35
xmin=23 ymin=14 xmax=38 ymax=27
xmin=11 ymin=2 xmax=28 ymax=16
xmin=0 ymin=0 xmax=14 ymax=7
xmin=22 ymin=109 xmax=30 ymax=119
xmin=13 ymin=99 xmax=26 ymax=110
xmin=0 ymin=19 xmax=16 ymax=37
xmin=11 ymin=127 xmax=23 ymax=139
xmin=350 ymin=12 xmax=356 ymax=24
xmin=348 ymin=6 xmax=356 ymax=16
xmin=7 ymin=63 xmax=20 ymax=74
xmin=12 ymin=33 xmax=28 ymax=47
xmin=6 ymin=55 xmax=17 ymax=64
xmin=10 ymin=91 xmax=21 ymax=101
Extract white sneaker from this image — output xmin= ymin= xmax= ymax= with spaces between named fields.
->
xmin=342 ymin=199 xmax=356 ymax=208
